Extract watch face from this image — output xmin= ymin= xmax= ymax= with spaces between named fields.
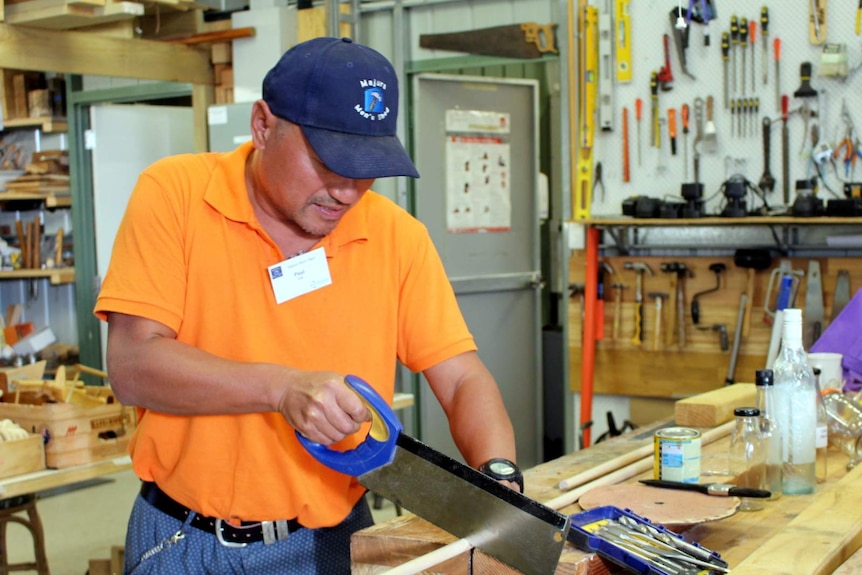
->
xmin=489 ymin=461 xmax=517 ymax=476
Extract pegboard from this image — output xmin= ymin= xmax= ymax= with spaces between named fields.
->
xmin=585 ymin=0 xmax=862 ymax=218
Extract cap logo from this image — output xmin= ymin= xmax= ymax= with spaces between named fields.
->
xmin=355 ymin=79 xmax=390 ymax=121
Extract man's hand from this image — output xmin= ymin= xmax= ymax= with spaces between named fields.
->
xmin=277 ymin=372 xmax=371 ymax=445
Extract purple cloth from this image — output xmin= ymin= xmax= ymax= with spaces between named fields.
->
xmin=811 ymin=287 xmax=862 ymax=390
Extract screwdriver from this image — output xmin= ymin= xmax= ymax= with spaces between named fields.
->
xmin=774 ymin=38 xmax=781 ymax=112
xmin=760 ymin=6 xmax=772 ymax=86
xmin=740 ymin=17 xmax=748 ymax=95
xmin=681 ymin=104 xmax=690 ymax=180
xmin=622 ymin=106 xmax=630 ymax=182
xmin=721 ymin=32 xmax=730 ymax=109
xmin=668 ymin=108 xmax=677 ymax=156
xmin=749 ymin=20 xmax=756 ymax=92
xmin=730 ymin=15 xmax=739 ymax=94
xmin=635 ymin=97 xmax=643 ymax=166
xmin=730 ymin=99 xmax=736 ymax=138
xmin=858 ymin=0 xmax=862 ymax=36
xmin=650 ymin=72 xmax=660 ymax=149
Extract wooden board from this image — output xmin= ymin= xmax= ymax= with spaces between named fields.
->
xmin=0 ymin=433 xmax=44 ymax=479
xmin=674 ymin=383 xmax=757 ymax=427
xmin=732 ymin=464 xmax=862 ymax=574
xmin=577 ymin=484 xmax=740 ymax=529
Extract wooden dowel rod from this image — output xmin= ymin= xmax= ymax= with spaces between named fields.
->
xmin=558 ymin=443 xmax=654 ymax=490
xmin=379 ymin=538 xmax=473 ymax=575
xmin=545 ymin=457 xmax=654 ymax=511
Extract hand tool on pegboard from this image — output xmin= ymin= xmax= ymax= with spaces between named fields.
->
xmin=760 ymin=6 xmax=769 ymax=86
xmin=730 ymin=14 xmax=739 ymax=94
xmin=660 ymin=262 xmax=693 ymax=349
xmin=804 ymin=260 xmax=825 ymax=348
xmin=611 ymin=282 xmax=626 ymax=340
xmin=615 ymin=0 xmax=632 ymax=82
xmin=657 ymin=33 xmax=674 ymax=91
xmin=624 ymin=262 xmax=654 ymax=347
xmin=774 ymin=38 xmax=781 ymax=112
xmin=650 ymin=72 xmax=660 ymax=149
xmin=810 ymin=0 xmax=827 ymax=46
xmin=749 ymin=20 xmax=756 ymax=92
xmin=857 ymin=1 xmax=862 ymax=36
xmin=635 ymin=98 xmax=643 ymax=166
xmin=573 ymin=2 xmax=598 ymax=220
xmin=781 ymin=95 xmax=790 ymax=204
xmin=721 ymin=31 xmax=730 ymax=109
xmin=691 ymin=263 xmax=726 ymax=325
xmin=762 ymin=260 xmax=804 ymax=325
xmin=622 ymin=106 xmax=631 ymax=182
xmin=598 ymin=0 xmax=614 ymax=132
xmin=668 ymin=9 xmax=696 ymax=80
xmin=596 ymin=260 xmax=615 ymax=341
xmin=693 ymin=97 xmax=704 ymax=182
xmin=730 ymin=98 xmax=736 ymax=137
xmin=726 ymin=293 xmax=748 ymax=384
xmin=703 ymin=95 xmax=718 ymax=153
xmin=759 ymin=117 xmax=776 ymax=194
xmin=681 ymin=103 xmax=690 ymax=180
xmin=299 ymin=376 xmax=571 ymax=575
xmin=739 ymin=17 xmax=748 ymax=95
xmin=833 ymin=270 xmax=851 ymax=318
xmin=647 ymin=292 xmax=668 ymax=351
xmin=668 ymin=107 xmax=677 ymax=156
xmin=734 ymin=248 xmax=771 ymax=338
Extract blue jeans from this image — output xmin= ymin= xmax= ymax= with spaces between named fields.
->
xmin=124 ymin=491 xmax=374 ymax=574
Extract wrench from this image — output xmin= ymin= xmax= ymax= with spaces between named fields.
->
xmin=759 ymin=117 xmax=776 ymax=193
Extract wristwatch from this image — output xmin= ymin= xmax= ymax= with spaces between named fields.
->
xmin=478 ymin=458 xmax=524 ymax=493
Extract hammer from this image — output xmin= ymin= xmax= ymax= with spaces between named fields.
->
xmin=660 ymin=262 xmax=694 ymax=348
xmin=611 ymin=283 xmax=627 ymax=340
xmin=624 ymin=262 xmax=655 ymax=346
xmin=647 ymin=292 xmax=669 ymax=351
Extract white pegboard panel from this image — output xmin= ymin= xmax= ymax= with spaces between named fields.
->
xmin=587 ymin=0 xmax=862 ymax=217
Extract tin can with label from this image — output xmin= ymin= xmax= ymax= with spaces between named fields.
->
xmin=654 ymin=427 xmax=701 ymax=483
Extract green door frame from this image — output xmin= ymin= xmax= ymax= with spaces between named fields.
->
xmin=67 ymin=78 xmax=193 ymax=375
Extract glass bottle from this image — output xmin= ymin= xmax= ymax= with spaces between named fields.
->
xmin=772 ymin=308 xmax=817 ymax=495
xmin=822 ymin=391 xmax=862 ymax=470
xmin=755 ymin=369 xmax=782 ymax=499
xmin=812 ymin=367 xmax=829 ymax=483
xmin=729 ymin=407 xmax=766 ymax=511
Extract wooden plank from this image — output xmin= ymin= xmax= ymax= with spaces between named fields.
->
xmin=732 ymin=465 xmax=862 ymax=574
xmin=0 ymin=22 xmax=212 ymax=84
xmin=4 ymin=0 xmax=99 ymax=30
xmin=674 ymin=383 xmax=757 ymax=427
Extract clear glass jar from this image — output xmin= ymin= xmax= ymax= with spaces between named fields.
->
xmin=822 ymin=391 xmax=862 ymax=470
xmin=729 ymin=406 xmax=766 ymax=511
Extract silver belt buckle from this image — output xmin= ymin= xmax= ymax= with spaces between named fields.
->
xmin=261 ymin=520 xmax=290 ymax=545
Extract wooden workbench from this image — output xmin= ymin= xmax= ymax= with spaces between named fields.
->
xmin=351 ymin=418 xmax=862 ymax=574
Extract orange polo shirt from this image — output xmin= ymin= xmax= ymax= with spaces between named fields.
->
xmin=94 ymin=142 xmax=476 ymax=527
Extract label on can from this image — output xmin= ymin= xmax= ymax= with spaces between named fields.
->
xmin=654 ymin=427 xmax=701 ymax=483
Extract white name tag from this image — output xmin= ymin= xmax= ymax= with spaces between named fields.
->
xmin=268 ymin=247 xmax=332 ymax=304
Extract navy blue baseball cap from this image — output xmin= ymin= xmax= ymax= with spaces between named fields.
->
xmin=263 ymin=37 xmax=419 ymax=179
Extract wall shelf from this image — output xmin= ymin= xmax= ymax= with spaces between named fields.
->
xmin=1 ymin=117 xmax=67 ymax=133
xmin=0 ymin=191 xmax=71 ymax=208
xmin=0 ymin=267 xmax=74 ymax=285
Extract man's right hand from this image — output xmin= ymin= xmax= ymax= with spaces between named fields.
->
xmin=277 ymin=371 xmax=371 ymax=445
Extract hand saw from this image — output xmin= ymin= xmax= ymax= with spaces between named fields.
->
xmin=298 ymin=375 xmax=571 ymax=575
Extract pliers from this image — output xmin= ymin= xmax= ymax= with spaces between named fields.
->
xmin=834 ymin=138 xmax=862 ymax=179
xmin=592 ymin=162 xmax=605 ymax=202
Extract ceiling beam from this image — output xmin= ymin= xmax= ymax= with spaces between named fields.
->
xmin=0 ymin=22 xmax=213 ymax=84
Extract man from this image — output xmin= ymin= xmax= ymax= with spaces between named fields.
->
xmin=94 ymin=37 xmax=519 ymax=574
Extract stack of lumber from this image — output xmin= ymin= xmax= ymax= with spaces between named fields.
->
xmin=2 ymin=0 xmax=200 ymax=31
xmin=2 ymin=150 xmax=70 ymax=202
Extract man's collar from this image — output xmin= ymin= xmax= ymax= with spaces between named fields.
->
xmin=203 ymin=141 xmax=370 ymax=257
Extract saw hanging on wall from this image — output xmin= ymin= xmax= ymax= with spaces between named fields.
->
xmin=418 ymin=22 xmax=558 ymax=59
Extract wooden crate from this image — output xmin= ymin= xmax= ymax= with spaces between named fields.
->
xmin=0 ymin=434 xmax=45 ymax=479
xmin=0 ymin=390 xmax=135 ymax=469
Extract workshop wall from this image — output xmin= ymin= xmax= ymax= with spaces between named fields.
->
xmin=587 ymin=0 xmax=861 ymax=217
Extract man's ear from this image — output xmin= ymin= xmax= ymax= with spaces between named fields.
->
xmin=250 ymin=100 xmax=276 ymax=148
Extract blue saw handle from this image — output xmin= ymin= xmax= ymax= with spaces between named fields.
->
xmin=296 ymin=375 xmax=402 ymax=477
xmin=776 ymin=275 xmax=794 ymax=311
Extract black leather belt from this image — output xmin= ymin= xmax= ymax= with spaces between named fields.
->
xmin=140 ymin=481 xmax=304 ymax=546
